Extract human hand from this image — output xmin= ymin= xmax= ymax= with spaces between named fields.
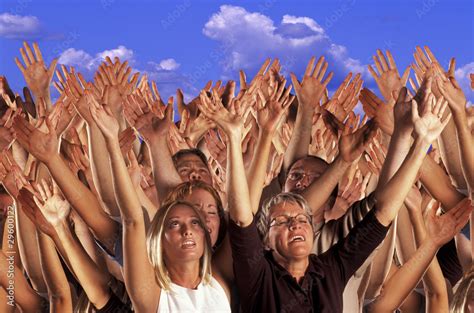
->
xmin=339 ymin=113 xmax=378 ymax=163
xmin=18 ymin=188 xmax=56 ymax=237
xmin=0 ymin=151 xmax=30 ymax=198
xmin=178 ymin=103 xmax=215 ymax=147
xmin=324 ymin=72 xmax=362 ymax=121
xmin=290 ymin=56 xmax=333 ymax=111
xmin=436 ymin=58 xmax=467 ymax=116
xmin=88 ymin=87 xmax=120 ymax=140
xmin=411 ymin=92 xmax=451 ymax=144
xmin=364 ymin=135 xmax=386 ymax=176
xmin=0 ymin=108 xmax=15 ymax=150
xmin=255 ymin=78 xmax=293 ymax=133
xmin=12 ymin=114 xmax=59 ymax=163
xmin=119 ymin=127 xmax=136 ymax=157
xmin=425 ymin=198 xmax=472 ymax=247
xmin=205 ymin=129 xmax=227 ymax=170
xmin=123 ymin=90 xmax=173 ymax=143
xmin=368 ymin=49 xmax=410 ymax=102
xmin=15 ymin=42 xmax=57 ymax=100
xmin=360 ymin=88 xmax=395 ymax=135
xmin=393 ymin=86 xmax=414 ymax=134
xmin=33 ymin=179 xmax=70 ymax=228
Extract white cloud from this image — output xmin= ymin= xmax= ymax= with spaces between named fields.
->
xmin=201 ymin=5 xmax=369 ymax=86
xmin=455 ymin=62 xmax=474 ymax=102
xmin=0 ymin=13 xmax=41 ymax=39
xmin=58 ymin=45 xmax=134 ymax=71
xmin=149 ymin=58 xmax=181 ymax=71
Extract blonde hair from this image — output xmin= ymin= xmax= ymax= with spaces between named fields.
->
xmin=451 ymin=268 xmax=474 ymax=312
xmin=146 ymin=200 xmax=212 ymax=291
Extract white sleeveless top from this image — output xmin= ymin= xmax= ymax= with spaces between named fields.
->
xmin=157 ymin=276 xmax=231 ymax=313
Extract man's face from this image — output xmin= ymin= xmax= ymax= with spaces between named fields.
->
xmin=175 ymin=154 xmax=212 ymax=184
xmin=284 ymin=157 xmax=328 ymax=193
xmin=267 ymin=201 xmax=314 ymax=262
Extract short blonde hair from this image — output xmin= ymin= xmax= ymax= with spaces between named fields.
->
xmin=146 ymin=200 xmax=212 ymax=290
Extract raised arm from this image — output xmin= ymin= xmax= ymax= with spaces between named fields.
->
xmin=374 ymin=88 xmax=451 ymax=226
xmin=33 ymin=180 xmax=112 ymax=310
xmin=199 ymin=89 xmax=253 ymax=226
xmin=368 ymin=198 xmax=471 ymax=313
xmin=436 ymin=60 xmax=474 ymax=190
xmin=12 ymin=113 xmax=118 ymax=252
xmin=124 ymin=90 xmax=182 ymax=200
xmin=89 ymin=92 xmax=160 ymax=312
xmin=285 ymin=56 xmax=333 ymax=175
xmin=248 ymin=79 xmax=293 ymax=213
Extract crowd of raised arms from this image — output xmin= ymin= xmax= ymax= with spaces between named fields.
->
xmin=0 ymin=41 xmax=473 ymax=313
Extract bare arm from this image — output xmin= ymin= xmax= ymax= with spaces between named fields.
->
xmin=90 ymin=94 xmax=160 ymax=311
xmin=37 ymin=232 xmax=72 ymax=313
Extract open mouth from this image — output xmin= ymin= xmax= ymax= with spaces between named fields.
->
xmin=289 ymin=235 xmax=305 ymax=243
xmin=182 ymin=239 xmax=196 ymax=249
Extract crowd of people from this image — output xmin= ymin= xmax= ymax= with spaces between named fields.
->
xmin=0 ymin=41 xmax=473 ymax=312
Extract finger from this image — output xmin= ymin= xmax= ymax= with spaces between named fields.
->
xmin=23 ymin=42 xmax=36 ymax=64
xmin=368 ymin=65 xmax=379 ymax=80
xmin=317 ymin=61 xmax=328 ymax=82
xmin=385 ymin=50 xmax=397 ymax=71
xmin=14 ymin=57 xmax=26 ymax=73
xmin=312 ymin=56 xmax=324 ymax=78
xmin=376 ymin=49 xmax=389 ymax=71
xmin=304 ymin=56 xmax=316 ymax=77
xmin=372 ymin=55 xmax=383 ymax=75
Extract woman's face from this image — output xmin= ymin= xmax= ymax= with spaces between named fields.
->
xmin=183 ymin=188 xmax=220 ymax=247
xmin=162 ymin=204 xmax=206 ymax=263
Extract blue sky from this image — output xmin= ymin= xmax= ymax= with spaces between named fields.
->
xmin=1 ymin=0 xmax=473 ymax=104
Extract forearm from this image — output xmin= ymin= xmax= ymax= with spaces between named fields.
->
xmin=378 ymin=129 xmax=411 ymax=187
xmin=407 ymin=207 xmax=448 ymax=309
xmin=136 ymin=185 xmax=158 ymax=224
xmin=55 ymin=221 xmax=110 ymax=309
xmin=87 ymin=123 xmax=121 ymax=217
xmin=369 ymin=240 xmax=438 ymax=313
xmin=45 ymin=154 xmax=118 ymax=246
xmin=37 ymin=232 xmax=72 ymax=312
xmin=14 ymin=202 xmax=47 ymax=293
xmin=366 ymin=218 xmax=397 ymax=299
xmin=452 ymin=112 xmax=474 ymax=189
xmin=438 ymin=118 xmax=467 ymax=189
xmin=149 ymin=136 xmax=182 ymax=200
xmin=375 ymin=137 xmax=430 ymax=226
xmin=105 ymin=138 xmax=143 ymax=224
xmin=247 ymin=129 xmax=274 ymax=214
xmin=227 ymin=135 xmax=253 ymax=227
xmin=420 ymin=156 xmax=464 ymax=210
xmin=395 ymin=205 xmax=417 ymax=264
xmin=302 ymin=155 xmax=350 ymax=219
xmin=283 ymin=106 xmax=313 ymax=174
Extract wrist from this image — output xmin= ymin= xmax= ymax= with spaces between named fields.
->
xmin=44 ymin=153 xmax=62 ymax=167
xmin=393 ymin=126 xmax=413 ymax=138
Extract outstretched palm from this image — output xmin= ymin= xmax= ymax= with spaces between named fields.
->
xmin=411 ymin=94 xmax=450 ymax=144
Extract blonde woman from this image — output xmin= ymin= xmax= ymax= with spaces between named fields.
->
xmin=88 ymin=91 xmax=231 ymax=312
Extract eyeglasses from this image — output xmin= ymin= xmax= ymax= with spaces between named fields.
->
xmin=287 ymin=171 xmax=321 ymax=181
xmin=269 ymin=213 xmax=312 ymax=228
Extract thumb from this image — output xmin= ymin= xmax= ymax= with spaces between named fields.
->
xmin=48 ymin=58 xmax=59 ymax=80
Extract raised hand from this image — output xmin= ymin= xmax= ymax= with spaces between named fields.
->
xmin=368 ymin=49 xmax=410 ymax=102
xmin=364 ymin=137 xmax=387 ymax=176
xmin=425 ymin=198 xmax=472 ymax=247
xmin=199 ymin=89 xmax=251 ymax=140
xmin=88 ymin=88 xmax=120 ymax=140
xmin=15 ymin=87 xmax=37 ymax=118
xmin=339 ymin=113 xmax=378 ymax=163
xmin=324 ymin=72 xmax=362 ymax=121
xmin=0 ymin=151 xmax=30 ymax=198
xmin=0 ymin=108 xmax=15 ymax=150
xmin=205 ymin=129 xmax=227 ymax=169
xmin=33 ymin=179 xmax=70 ymax=228
xmin=435 ymin=58 xmax=467 ymax=115
xmin=290 ymin=56 xmax=333 ymax=111
xmin=123 ymin=90 xmax=173 ymax=144
xmin=255 ymin=78 xmax=293 ymax=133
xmin=18 ymin=188 xmax=56 ymax=237
xmin=360 ymin=88 xmax=395 ymax=135
xmin=178 ymin=101 xmax=215 ymax=147
xmin=411 ymin=93 xmax=451 ymax=144
xmin=119 ymin=127 xmax=136 ymax=157
xmin=12 ymin=114 xmax=59 ymax=163
xmin=393 ymin=87 xmax=414 ymax=134
xmin=15 ymin=42 xmax=57 ymax=101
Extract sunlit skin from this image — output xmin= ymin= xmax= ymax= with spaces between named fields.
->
xmin=175 ymin=154 xmax=212 ymax=185
xmin=162 ymin=204 xmax=206 ymax=265
xmin=182 ymin=188 xmax=221 ymax=246
xmin=267 ymin=201 xmax=314 ymax=282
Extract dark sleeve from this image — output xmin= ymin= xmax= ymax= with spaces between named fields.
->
xmin=319 ymin=209 xmax=390 ymax=285
xmin=436 ymin=238 xmax=463 ymax=287
xmin=228 ymin=218 xmax=266 ymax=303
xmin=95 ymin=292 xmax=131 ymax=313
